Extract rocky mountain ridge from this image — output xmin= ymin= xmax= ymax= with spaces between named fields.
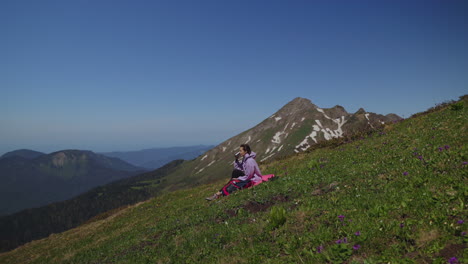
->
xmin=188 ymin=97 xmax=401 ymax=182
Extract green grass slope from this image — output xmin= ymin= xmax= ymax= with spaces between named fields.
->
xmin=1 ymin=98 xmax=466 ymax=264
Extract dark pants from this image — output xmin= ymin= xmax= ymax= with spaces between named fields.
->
xmin=231 ymin=169 xmax=245 ymax=179
xmin=219 ymin=179 xmax=252 ymax=196
xmin=219 ymin=170 xmax=248 ymax=195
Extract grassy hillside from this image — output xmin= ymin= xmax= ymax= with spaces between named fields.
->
xmin=1 ymin=97 xmax=466 ymax=263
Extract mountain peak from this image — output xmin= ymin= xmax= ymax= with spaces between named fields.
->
xmin=288 ymin=97 xmax=315 ymax=106
xmin=355 ymin=108 xmax=367 ymax=114
xmin=275 ymin=97 xmax=317 ymax=116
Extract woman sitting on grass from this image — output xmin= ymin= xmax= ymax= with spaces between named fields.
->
xmin=206 ymin=144 xmax=262 ymax=201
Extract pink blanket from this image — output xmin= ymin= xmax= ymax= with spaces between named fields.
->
xmin=252 ymin=174 xmax=275 ymax=186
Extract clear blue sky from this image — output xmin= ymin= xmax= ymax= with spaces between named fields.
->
xmin=1 ymin=0 xmax=467 ymax=155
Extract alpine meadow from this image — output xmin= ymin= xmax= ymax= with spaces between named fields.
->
xmin=1 ymin=96 xmax=466 ymax=263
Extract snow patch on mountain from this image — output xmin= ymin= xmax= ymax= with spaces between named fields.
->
xmin=365 ymin=113 xmax=375 ymax=128
xmin=317 ymin=108 xmax=332 ymax=119
xmin=261 ymin=153 xmax=276 ymax=162
xmin=272 ymin=131 xmax=285 ymax=144
xmin=294 ymin=115 xmax=347 ymax=152
xmin=310 ymin=131 xmax=318 ymax=143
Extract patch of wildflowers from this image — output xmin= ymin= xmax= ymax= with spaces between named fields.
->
xmin=316 ymin=245 xmax=323 ymax=253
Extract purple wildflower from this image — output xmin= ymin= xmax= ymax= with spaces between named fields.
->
xmin=418 ymin=155 xmax=424 ymax=161
xmin=316 ymin=245 xmax=324 ymax=253
xmin=449 ymin=257 xmax=459 ymax=264
xmin=400 ymin=223 xmax=405 ymax=228
xmin=438 ymin=147 xmax=444 ymax=152
xmin=444 ymin=145 xmax=450 ymax=150
xmin=457 ymin=219 xmax=464 ymax=224
xmin=354 ymin=231 xmax=361 ymax=236
xmin=461 ymin=232 xmax=466 ymax=236
xmin=462 ymin=162 xmax=467 ymax=166
xmin=343 ymin=237 xmax=348 ymax=243
xmin=353 ymin=244 xmax=361 ymax=251
xmin=335 ymin=239 xmax=342 ymax=244
xmin=338 ymin=215 xmax=345 ymax=221
xmin=403 ymin=171 xmax=409 ymax=176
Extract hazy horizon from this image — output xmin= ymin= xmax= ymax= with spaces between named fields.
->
xmin=0 ymin=143 xmax=217 ymax=157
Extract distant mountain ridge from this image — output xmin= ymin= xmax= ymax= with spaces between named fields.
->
xmin=0 ymin=149 xmax=45 ymax=160
xmin=100 ymin=145 xmax=214 ymax=169
xmin=0 ymin=149 xmax=144 ymax=216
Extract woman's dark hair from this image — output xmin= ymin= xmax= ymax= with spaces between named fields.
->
xmin=240 ymin=144 xmax=251 ymax=154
